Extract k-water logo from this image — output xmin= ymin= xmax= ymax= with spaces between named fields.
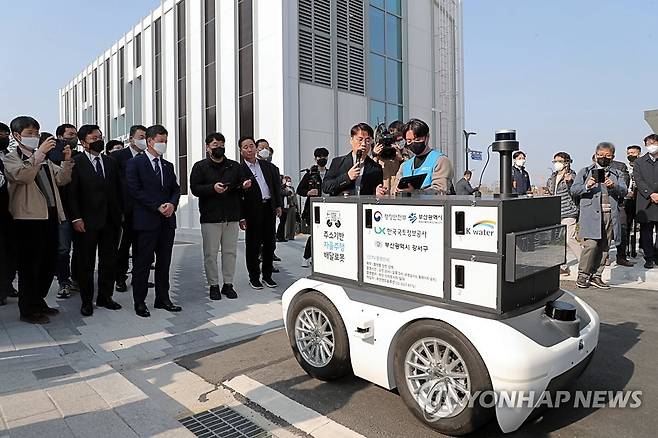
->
xmin=466 ymin=220 xmax=496 ymax=236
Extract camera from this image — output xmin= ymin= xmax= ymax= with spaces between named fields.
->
xmin=374 ymin=123 xmax=400 ymax=160
xmin=302 ymin=164 xmax=322 ymax=192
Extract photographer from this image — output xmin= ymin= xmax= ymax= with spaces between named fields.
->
xmin=395 ymin=119 xmax=454 ymax=194
xmin=571 ymin=142 xmax=626 ymax=289
xmin=297 ymin=147 xmax=329 ymax=267
xmin=373 ymin=120 xmax=406 ymax=191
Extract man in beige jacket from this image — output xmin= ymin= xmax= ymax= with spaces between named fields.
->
xmin=4 ymin=116 xmax=74 ymax=324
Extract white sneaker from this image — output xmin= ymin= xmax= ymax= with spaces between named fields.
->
xmin=301 ymin=258 xmax=311 ymax=268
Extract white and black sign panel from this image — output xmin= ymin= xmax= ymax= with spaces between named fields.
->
xmin=362 ymin=204 xmax=444 ymax=297
xmin=451 ymin=206 xmax=499 ymax=253
xmin=312 ymin=202 xmax=359 ymax=281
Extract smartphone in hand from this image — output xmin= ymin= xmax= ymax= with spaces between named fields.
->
xmin=47 ymin=139 xmax=66 ymax=162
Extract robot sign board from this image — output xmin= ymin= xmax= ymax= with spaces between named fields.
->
xmin=451 ymin=206 xmax=499 ymax=253
xmin=311 ymin=202 xmax=358 ymax=281
xmin=362 ymin=204 xmax=444 ymax=297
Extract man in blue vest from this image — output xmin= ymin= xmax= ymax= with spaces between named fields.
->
xmin=395 ymin=119 xmax=454 ymax=194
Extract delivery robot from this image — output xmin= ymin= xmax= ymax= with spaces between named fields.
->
xmin=281 ymin=130 xmax=599 ymax=435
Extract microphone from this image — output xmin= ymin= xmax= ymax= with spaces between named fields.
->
xmin=356 ymin=149 xmax=363 ymax=165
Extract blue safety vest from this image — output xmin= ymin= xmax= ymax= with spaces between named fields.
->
xmin=400 ymin=150 xmax=445 ymax=189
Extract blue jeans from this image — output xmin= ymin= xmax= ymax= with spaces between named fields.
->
xmin=56 ymin=220 xmax=73 ymax=286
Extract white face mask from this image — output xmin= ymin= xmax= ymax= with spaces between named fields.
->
xmin=257 ymin=148 xmax=270 ymax=159
xmin=153 ymin=142 xmax=167 ymax=156
xmin=16 ymin=135 xmax=39 ymax=151
xmin=134 ymin=138 xmax=147 ymax=150
xmin=648 ymin=145 xmax=658 ymax=155
xmin=515 ymin=159 xmax=526 ymax=167
xmin=553 ymin=162 xmax=565 ymax=172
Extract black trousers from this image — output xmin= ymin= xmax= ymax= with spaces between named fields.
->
xmin=640 ymin=221 xmax=658 ymax=261
xmin=616 ymin=204 xmax=628 ymax=259
xmin=624 ymin=199 xmax=637 ymax=257
xmin=303 ymin=237 xmax=312 ymax=260
xmin=2 ymin=218 xmax=17 ymax=294
xmin=73 ymin=222 xmax=120 ymax=305
xmin=14 ymin=209 xmax=58 ymax=316
xmin=276 ymin=209 xmax=288 ymax=240
xmin=116 ymin=216 xmax=135 ymax=282
xmin=132 ymin=222 xmax=175 ymax=305
xmin=245 ymin=201 xmax=276 ymax=281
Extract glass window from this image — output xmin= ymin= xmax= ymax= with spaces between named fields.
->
xmin=239 ymin=46 xmax=253 ymax=96
xmin=368 ymin=53 xmax=385 ymax=100
xmin=239 ymin=94 xmax=254 ymax=137
xmin=386 ymin=59 xmax=402 ymax=104
xmin=385 ymin=14 xmax=401 ymax=59
xmin=368 ymin=6 xmax=385 ymax=55
xmin=238 ymin=0 xmax=252 ymax=47
xmin=205 ymin=106 xmax=216 ymax=134
xmin=205 ymin=21 xmax=215 ymax=62
xmin=205 ymin=63 xmax=216 ymax=107
xmin=369 ymin=100 xmax=386 ymax=127
xmin=205 ymin=0 xmax=215 ymax=18
xmin=386 ymin=103 xmax=402 ymax=122
xmin=370 ymin=0 xmax=385 ymax=9
xmin=135 ymin=33 xmax=142 ymax=68
xmin=386 ymin=0 xmax=401 ymax=15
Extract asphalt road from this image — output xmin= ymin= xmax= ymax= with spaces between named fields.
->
xmin=178 ymin=282 xmax=658 ymax=437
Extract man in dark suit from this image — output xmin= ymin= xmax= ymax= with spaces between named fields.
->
xmin=239 ymin=136 xmax=282 ymax=290
xmin=67 ymin=125 xmax=123 ymax=316
xmin=126 ymin=125 xmax=181 ymax=317
xmin=322 ymin=123 xmax=386 ymax=197
xmin=633 ymin=134 xmax=658 ymax=269
xmin=609 ymin=159 xmax=633 ymax=266
xmin=112 ymin=124 xmax=147 ymax=292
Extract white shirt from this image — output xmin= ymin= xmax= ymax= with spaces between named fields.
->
xmin=129 ymin=145 xmax=142 ymax=158
xmin=146 ymin=150 xmax=163 ymax=185
xmin=245 ymin=159 xmax=271 ymax=200
xmin=85 ymin=151 xmax=105 ymax=177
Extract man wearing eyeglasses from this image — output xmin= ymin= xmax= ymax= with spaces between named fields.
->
xmin=395 ymin=118 xmax=454 ymax=194
xmin=322 ymin=123 xmax=386 ymax=197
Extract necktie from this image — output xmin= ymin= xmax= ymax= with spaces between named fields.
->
xmin=94 ymin=157 xmax=104 ymax=178
xmin=153 ymin=158 xmax=162 ymax=185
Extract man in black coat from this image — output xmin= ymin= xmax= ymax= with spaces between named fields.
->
xmin=68 ymin=125 xmax=123 ymax=316
xmin=126 ymin=125 xmax=181 ymax=317
xmin=322 ymin=123 xmax=386 ymax=197
xmin=111 ymin=124 xmax=147 ymax=292
xmin=190 ymin=132 xmax=248 ymax=300
xmin=609 ymin=159 xmax=633 ymax=266
xmin=633 ymin=134 xmax=658 ymax=269
xmin=239 ymin=136 xmax=282 ymax=290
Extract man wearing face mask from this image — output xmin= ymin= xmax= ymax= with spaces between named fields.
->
xmin=53 ymin=123 xmax=80 ymax=299
xmin=255 ymin=139 xmax=283 ymax=263
xmin=4 ymin=116 xmax=73 ymax=324
xmin=633 ymin=134 xmax=658 ymax=269
xmin=607 ymin=154 xmax=632 ymax=267
xmin=323 ymin=123 xmax=386 ymax=197
xmin=571 ymin=142 xmax=626 ymax=289
xmin=511 ymin=151 xmax=531 ymax=195
xmin=395 ymin=118 xmax=453 ymax=194
xmin=623 ymin=145 xmax=642 ymax=259
xmin=190 ymin=132 xmax=247 ymax=300
xmin=67 ymin=125 xmax=124 ymax=317
xmin=297 ymin=147 xmax=330 ymax=267
xmin=546 ymin=152 xmax=581 ymax=275
xmin=112 ymin=125 xmax=148 ymax=293
xmin=126 ymin=125 xmax=182 ymax=317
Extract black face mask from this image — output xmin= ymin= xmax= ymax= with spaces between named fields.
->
xmin=597 ymin=157 xmax=612 ymax=168
xmin=89 ymin=140 xmax=105 ymax=154
xmin=628 ymin=155 xmax=637 ymax=163
xmin=66 ymin=138 xmax=78 ymax=148
xmin=316 ymin=157 xmax=328 ymax=167
xmin=409 ymin=141 xmax=426 ymax=156
xmin=210 ymin=147 xmax=225 ymax=159
xmin=0 ymin=137 xmax=9 ymax=150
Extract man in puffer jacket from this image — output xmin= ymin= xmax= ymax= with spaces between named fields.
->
xmin=546 ymin=152 xmax=581 ymax=276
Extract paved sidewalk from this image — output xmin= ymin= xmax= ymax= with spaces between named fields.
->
xmin=0 ymin=230 xmax=311 ymax=438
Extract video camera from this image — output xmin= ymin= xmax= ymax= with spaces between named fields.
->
xmin=374 ymin=123 xmax=401 ymax=160
xmin=301 ymin=164 xmax=322 ymax=192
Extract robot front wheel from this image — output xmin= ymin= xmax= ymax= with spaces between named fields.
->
xmin=393 ymin=320 xmax=495 ymax=436
xmin=287 ymin=291 xmax=352 ymax=381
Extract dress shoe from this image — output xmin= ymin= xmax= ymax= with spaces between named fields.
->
xmin=273 ymin=254 xmax=281 ymax=262
xmin=8 ymin=287 xmax=18 ymax=298
xmin=262 ymin=277 xmax=278 ymax=288
xmin=97 ymin=299 xmax=122 ymax=310
xmin=135 ymin=303 xmax=151 ymax=318
xmin=644 ymin=260 xmax=654 ymax=269
xmin=590 ymin=276 xmax=611 ymax=289
xmin=40 ymin=306 xmax=60 ymax=316
xmin=154 ymin=301 xmax=182 ymax=312
xmin=148 ymin=282 xmax=155 ymax=288
xmin=116 ymin=281 xmax=128 ymax=292
xmin=616 ymin=258 xmax=634 ymax=267
xmin=221 ymin=284 xmax=238 ymax=299
xmin=209 ymin=285 xmax=222 ymax=301
xmin=576 ymin=273 xmax=590 ymax=288
xmin=20 ymin=313 xmax=49 ymax=324
xmin=80 ymin=303 xmax=94 ymax=317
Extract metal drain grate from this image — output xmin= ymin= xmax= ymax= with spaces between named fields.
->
xmin=180 ymin=406 xmax=270 ymax=438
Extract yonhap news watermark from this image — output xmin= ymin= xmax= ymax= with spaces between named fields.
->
xmin=418 ymin=389 xmax=643 ymax=421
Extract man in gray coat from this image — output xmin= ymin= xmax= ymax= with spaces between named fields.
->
xmin=571 ymin=142 xmax=627 ymax=289
xmin=455 ymin=170 xmax=478 ymax=195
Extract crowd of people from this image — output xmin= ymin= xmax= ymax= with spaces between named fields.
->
xmin=0 ymin=113 xmax=656 ymax=324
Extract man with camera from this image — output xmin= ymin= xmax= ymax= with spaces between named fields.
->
xmin=373 ymin=120 xmax=406 ymax=191
xmin=571 ymin=142 xmax=627 ymax=289
xmin=297 ymin=147 xmax=329 ymax=267
xmin=395 ymin=119 xmax=454 ymax=194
